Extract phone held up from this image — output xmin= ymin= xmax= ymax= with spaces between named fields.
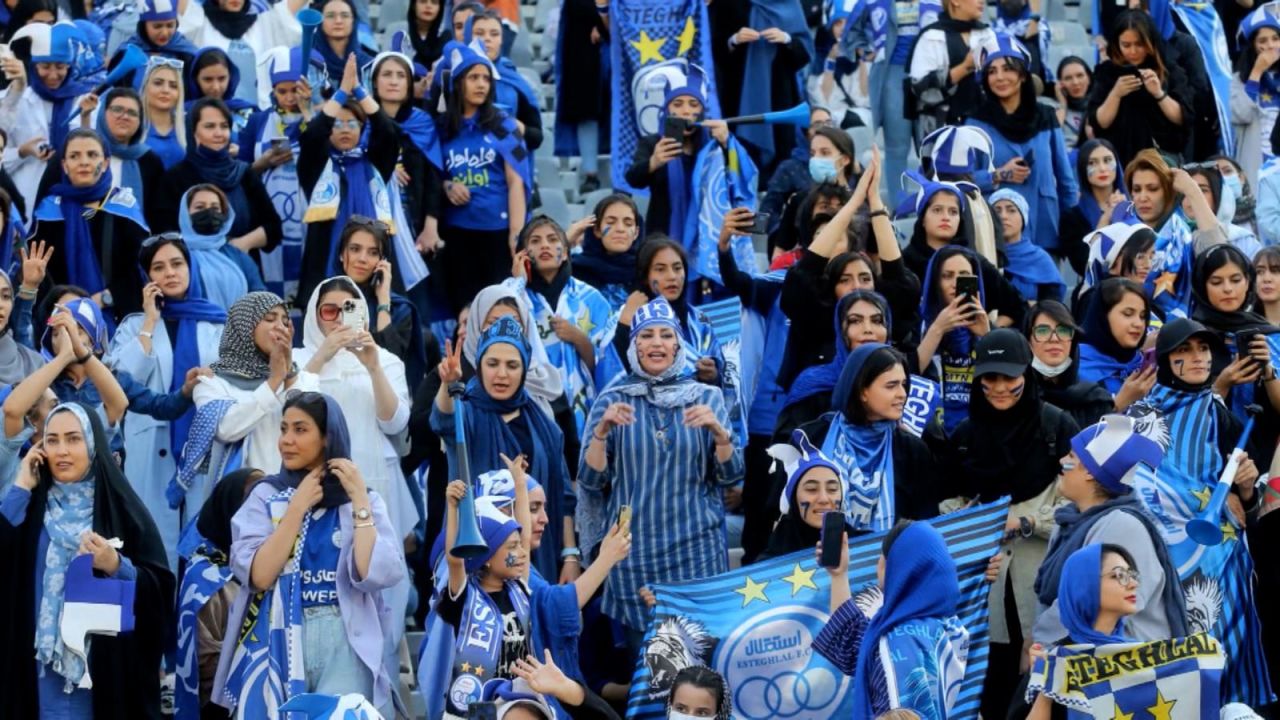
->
xmin=341 ymin=299 xmax=367 ymax=349
xmin=954 ymin=275 xmax=980 ymax=306
xmin=819 ymin=511 xmax=846 ymax=568
xmin=663 ymin=116 xmax=690 ymax=141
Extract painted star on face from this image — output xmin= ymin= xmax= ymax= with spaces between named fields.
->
xmin=734 ymin=576 xmax=770 ymax=607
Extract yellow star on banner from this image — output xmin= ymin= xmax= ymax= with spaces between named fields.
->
xmin=734 ymin=576 xmax=770 ymax=607
xmin=1153 ymin=272 xmax=1177 ymax=297
xmin=781 ymin=564 xmax=818 ymax=596
xmin=1146 ymin=690 xmax=1176 ymax=720
xmin=1263 ymin=91 xmax=1275 ymax=103
xmin=474 ymin=665 xmax=486 ymax=677
xmin=460 ymin=661 xmax=472 ymax=673
xmin=1221 ymin=522 xmax=1238 ymax=543
xmin=631 ymin=30 xmax=667 ymax=63
xmin=576 ymin=312 xmax=596 ymax=336
xmin=676 ymin=16 xmax=697 ymax=56
xmin=1191 ymin=485 xmax=1213 ymax=511
xmin=1111 ymin=706 xmax=1134 ymax=720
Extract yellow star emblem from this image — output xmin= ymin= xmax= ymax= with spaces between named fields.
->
xmin=1191 ymin=485 xmax=1213 ymax=511
xmin=1111 ymin=706 xmax=1134 ymax=720
xmin=1146 ymin=690 xmax=1176 ymax=720
xmin=460 ymin=661 xmax=472 ymax=673
xmin=1153 ymin=272 xmax=1177 ymax=297
xmin=1263 ymin=91 xmax=1274 ymax=103
xmin=734 ymin=576 xmax=770 ymax=607
xmin=474 ymin=664 xmax=486 ymax=677
xmin=781 ymin=564 xmax=818 ymax=596
xmin=576 ymin=312 xmax=596 ymax=335
xmin=1221 ymin=522 xmax=1238 ymax=543
xmin=676 ymin=16 xmax=697 ymax=56
xmin=630 ymin=30 xmax=667 ymax=64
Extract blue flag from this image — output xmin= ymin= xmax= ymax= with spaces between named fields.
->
xmin=609 ymin=0 xmax=721 ymax=193
xmin=685 ymin=137 xmax=759 ymax=287
xmin=174 ymin=549 xmax=234 ymax=720
xmin=623 ymin=499 xmax=1009 ymax=719
xmin=1027 ymin=634 xmax=1226 ymax=719
xmin=1169 ymin=1 xmax=1236 ymax=154
xmin=901 ymin=375 xmax=941 ymax=438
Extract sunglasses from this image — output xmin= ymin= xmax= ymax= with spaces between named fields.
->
xmin=1030 ymin=323 xmax=1075 ymax=342
xmin=333 ymin=118 xmax=362 ymax=131
xmin=147 ymin=56 xmax=185 ymax=71
xmin=348 ymin=214 xmax=388 ymax=232
xmin=141 ymin=231 xmax=184 ymax=248
xmin=317 ymin=302 xmax=345 ymax=322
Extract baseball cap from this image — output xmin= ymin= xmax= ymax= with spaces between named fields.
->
xmin=973 ymin=328 xmax=1032 ymax=378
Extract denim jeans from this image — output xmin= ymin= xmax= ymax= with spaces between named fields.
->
xmin=870 ymin=61 xmax=912 ymax=206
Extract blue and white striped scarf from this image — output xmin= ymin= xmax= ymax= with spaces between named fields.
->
xmin=35 ymin=477 xmax=96 ymax=690
xmin=821 ymin=414 xmax=896 ymax=532
xmin=174 ymin=546 xmax=233 ymax=720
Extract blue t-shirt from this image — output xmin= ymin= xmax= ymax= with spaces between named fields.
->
xmin=300 ymin=508 xmax=341 ymax=607
xmin=442 ymin=120 xmax=511 ymax=232
xmin=147 ymin=126 xmax=185 ymax=170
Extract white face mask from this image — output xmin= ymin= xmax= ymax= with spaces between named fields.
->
xmin=1032 ymin=355 xmax=1072 ymax=378
xmin=669 ymin=711 xmax=711 ymax=720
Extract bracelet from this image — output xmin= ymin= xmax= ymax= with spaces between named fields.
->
xmin=592 ymin=428 xmax=608 ymax=441
xmin=869 ymin=208 xmax=888 ymax=218
xmin=1155 ymin=91 xmax=1169 ymax=102
xmin=823 ymin=58 xmax=836 ymax=72
xmin=352 ymin=86 xmax=368 ymax=101
xmin=331 ymin=89 xmax=349 ymax=106
xmin=138 ymin=331 xmax=153 ymax=339
xmin=1029 ymin=13 xmax=1041 ymax=20
xmin=354 ymin=521 xmax=376 ymax=529
xmin=561 ymin=546 xmax=582 ymax=559
xmin=563 ymin=556 xmax=582 ymax=565
xmin=17 ymin=286 xmax=37 ymax=299
xmin=376 ymin=303 xmax=392 ymax=314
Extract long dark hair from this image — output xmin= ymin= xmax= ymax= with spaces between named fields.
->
xmin=845 ymin=346 xmax=910 ymax=424
xmin=635 ymin=235 xmax=689 ymax=297
xmin=1107 ymin=10 xmax=1168 ymax=81
xmin=444 ymin=60 xmax=502 ymax=138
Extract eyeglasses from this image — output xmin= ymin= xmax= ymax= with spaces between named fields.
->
xmin=141 ymin=232 xmax=183 ymax=248
xmin=317 ymin=303 xmax=343 ymax=322
xmin=107 ymin=105 xmax=141 ymax=119
xmin=333 ymin=119 xmax=362 ymax=131
xmin=1103 ymin=567 xmax=1140 ymax=586
xmin=1031 ymin=323 xmax=1075 ymax=342
xmin=324 ymin=10 xmax=352 ymax=19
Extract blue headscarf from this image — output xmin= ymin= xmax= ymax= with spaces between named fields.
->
xmin=39 ymin=297 xmax=107 ymax=361
xmin=1075 ymin=139 xmax=1126 ymax=230
xmin=1076 ymin=281 xmax=1144 ymax=394
xmin=184 ymin=47 xmax=257 ymax=114
xmin=460 ymin=15 xmax=539 ymax=116
xmin=737 ymin=0 xmax=813 ymax=168
xmin=177 ymin=186 xmax=250 ymax=309
xmin=261 ymin=391 xmax=354 ymax=508
xmin=126 ymin=0 xmax=199 ymax=65
xmin=1145 ymin=0 xmax=1177 ymax=40
xmin=17 ymin=22 xmax=95 ymax=152
xmin=852 ymin=521 xmax=959 ymax=718
xmin=94 ymin=88 xmax=150 ymax=201
xmin=1058 ymin=543 xmax=1129 ymax=645
xmin=369 ymin=51 xmax=444 ymax=170
xmin=919 ymin=246 xmax=985 ymax=358
xmin=785 ymin=290 xmax=892 ymax=407
xmin=184 ymin=105 xmax=248 ymax=190
xmin=314 ymin=0 xmax=372 ymax=83
xmin=990 ymin=188 xmax=1065 ymax=301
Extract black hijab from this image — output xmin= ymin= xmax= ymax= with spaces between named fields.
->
xmin=960 ymin=351 xmax=1057 ymax=503
xmin=1079 ymin=279 xmax=1148 ymax=363
xmin=969 ymin=60 xmax=1059 ymax=143
xmin=196 ymin=468 xmax=261 ymax=556
xmin=1190 ymin=243 xmax=1271 ymax=336
xmin=262 ymin=392 xmax=353 ymax=509
xmin=0 ymin=403 xmax=174 ymax=720
xmin=760 ymin=498 xmax=821 ymax=561
xmin=203 ymin=0 xmax=257 ymax=40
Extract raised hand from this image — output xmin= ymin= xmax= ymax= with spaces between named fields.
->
xmin=438 ymin=338 xmax=464 ymax=384
xmin=20 ymin=240 xmax=53 ymax=291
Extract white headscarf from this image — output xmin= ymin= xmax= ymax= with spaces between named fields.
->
xmin=464 ymin=281 xmax=563 ymax=415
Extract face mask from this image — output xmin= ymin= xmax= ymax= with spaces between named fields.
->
xmin=809 ymin=156 xmax=838 ymax=183
xmin=668 ymin=712 xmax=709 ymax=720
xmin=1031 ymin=355 xmax=1072 ymax=378
xmin=1223 ymin=173 xmax=1243 ymax=200
xmin=190 ymin=208 xmax=227 ymax=235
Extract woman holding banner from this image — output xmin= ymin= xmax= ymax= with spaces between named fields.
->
xmin=578 ymin=296 xmax=743 ymax=652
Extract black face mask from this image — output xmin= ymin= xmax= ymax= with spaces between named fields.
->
xmin=190 ymin=208 xmax=227 ymax=235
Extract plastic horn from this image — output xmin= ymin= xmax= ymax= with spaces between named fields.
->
xmin=722 ymin=102 xmax=811 ymax=126
xmin=67 ymin=44 xmax=148 ymax=122
xmin=448 ymin=382 xmax=488 ymax=559
xmin=297 ymin=7 xmax=323 ymax=77
xmin=1186 ymin=403 xmax=1262 ymax=545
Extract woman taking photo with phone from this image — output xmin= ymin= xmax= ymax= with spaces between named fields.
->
xmin=106 ymin=233 xmax=226 ymax=562
xmin=917 ymin=246 xmax=992 ymax=432
xmin=0 ymin=403 xmax=173 ymax=718
xmin=578 ymin=296 xmax=743 ymax=652
xmin=758 ymin=430 xmax=847 ymax=561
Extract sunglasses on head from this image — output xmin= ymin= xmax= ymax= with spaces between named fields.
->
xmin=141 ymin=231 xmax=184 ymax=248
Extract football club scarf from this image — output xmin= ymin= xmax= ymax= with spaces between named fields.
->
xmin=174 ymin=547 xmax=234 ymax=720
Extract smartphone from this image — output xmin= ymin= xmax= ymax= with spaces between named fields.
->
xmin=617 ymin=505 xmax=632 ymax=535
xmin=819 ymin=511 xmax=846 ymax=568
xmin=340 ymin=298 xmax=367 ymax=347
xmin=1125 ymin=64 xmax=1144 ymax=77
xmin=955 ymin=275 xmax=980 ymax=304
xmin=663 ymin=116 xmax=689 ymax=141
xmin=467 ymin=701 xmax=498 ymax=720
xmin=1021 ymin=148 xmax=1035 ymax=169
xmin=1237 ymin=331 xmax=1260 ymax=363
xmin=270 ymin=137 xmax=289 ymax=152
xmin=153 ymin=293 xmax=165 ymax=313
xmin=1138 ymin=346 xmax=1157 ymax=373
xmin=371 ymin=268 xmax=384 ymax=288
xmin=748 ymin=212 xmax=770 ymax=235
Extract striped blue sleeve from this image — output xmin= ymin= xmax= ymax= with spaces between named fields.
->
xmin=812 ymin=596 xmax=871 ymax=676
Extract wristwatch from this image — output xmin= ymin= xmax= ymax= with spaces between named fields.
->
xmin=353 ymin=507 xmax=372 ymax=522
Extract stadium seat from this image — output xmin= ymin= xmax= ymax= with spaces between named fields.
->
xmin=535 ymin=155 xmax=562 ymax=187
xmin=539 ymin=187 xmax=573 ymax=227
xmin=511 ymin=30 xmax=535 ymax=67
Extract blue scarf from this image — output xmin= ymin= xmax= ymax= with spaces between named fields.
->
xmin=1077 ymin=343 xmax=1141 ymax=395
xmin=174 ymin=546 xmax=233 ymax=719
xmin=29 ymin=71 xmax=93 ymax=153
xmin=494 ymin=56 xmax=539 ymax=115
xmin=315 ymin=36 xmax=371 ymax=86
xmin=822 ymin=343 xmax=897 ymax=532
xmin=322 ymin=146 xmax=379 ymax=274
xmin=852 ymin=522 xmax=960 ymax=719
xmin=261 ymin=394 xmax=353 ymax=509
xmin=186 ymin=143 xmax=247 ymax=191
xmin=737 ymin=0 xmax=813 ymax=168
xmin=1058 ymin=544 xmax=1129 ymax=645
xmin=125 ymin=24 xmax=199 ymax=63
xmin=448 ymin=576 xmax=530 ymax=709
xmin=168 ymin=398 xmax=239 ymax=509
xmin=785 ymin=291 xmax=892 ymax=408
xmin=35 ymin=475 xmax=96 ymax=689
xmin=37 ymin=169 xmax=148 ymax=295
xmin=177 ymin=188 xmax=250 ymax=309
xmin=94 ymin=91 xmax=149 ymax=201
xmin=398 ymin=106 xmax=444 ymax=171
xmin=1004 ymin=236 xmax=1065 ymax=301
xmin=1075 ymin=140 xmax=1126 ymax=229
xmin=161 ymin=294 xmax=227 ymax=494
xmin=184 ymin=47 xmax=257 ymax=114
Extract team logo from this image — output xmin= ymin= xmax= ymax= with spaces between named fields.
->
xmin=1184 ymin=574 xmax=1224 ymax=636
xmin=449 ymin=674 xmax=482 ymax=709
xmin=714 ymin=606 xmax=850 ymax=719
xmin=643 ymin=616 xmax=714 ymax=700
xmin=631 ymin=60 xmax=693 ymax=139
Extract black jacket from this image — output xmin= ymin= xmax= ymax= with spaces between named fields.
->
xmin=944 ymin=401 xmax=1078 ymax=504
xmin=29 ymin=202 xmax=150 ymax=321
xmin=150 ymin=157 xmax=284 ymax=252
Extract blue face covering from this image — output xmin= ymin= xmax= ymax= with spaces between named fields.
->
xmin=809 ymin=156 xmax=838 ymax=183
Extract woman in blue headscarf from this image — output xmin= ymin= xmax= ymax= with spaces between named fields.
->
xmin=177 ymin=183 xmax=267 ymax=310
xmin=466 ymin=10 xmax=542 ymax=150
xmin=0 ymin=402 xmax=174 ymax=718
xmin=76 ymin=88 xmax=165 ymax=209
xmin=212 ymin=391 xmax=405 ymax=718
xmin=30 ymin=128 xmax=151 ymax=321
xmin=1059 ymin=139 xmax=1128 ymax=276
xmin=105 ymin=233 xmax=226 ymax=563
xmin=185 ymin=47 xmax=258 ymax=133
xmin=432 ymin=314 xmax=573 ymax=583
xmin=314 ymin=0 xmax=371 ymax=85
xmin=1076 ymin=277 xmax=1152 ymax=409
xmin=1025 ymin=543 xmax=1141 ymax=718
xmin=435 ymin=40 xmax=531 ymax=314
xmin=119 ymin=0 xmax=200 ymax=67
xmin=2 ymin=21 xmax=95 ymax=214
xmin=178 ymin=0 xmax=307 ymax=109
xmin=296 ymin=53 xmax=401 ymax=310
xmin=989 ymin=188 xmax=1065 ymax=302
xmin=813 ymin=519 xmax=969 ymax=718
xmin=153 ymin=97 xmax=283 ymax=260
xmin=916 ymin=245 xmax=993 ymax=432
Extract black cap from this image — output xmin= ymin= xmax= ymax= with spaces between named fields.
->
xmin=1155 ymin=318 xmax=1223 ymax=359
xmin=973 ymin=328 xmax=1033 ymax=377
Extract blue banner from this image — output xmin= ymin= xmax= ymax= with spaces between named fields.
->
xmin=624 ymin=499 xmax=1009 ymax=719
xmin=1170 ymin=1 xmax=1235 ymax=154
xmin=901 ymin=375 xmax=941 ymax=438
xmin=609 ymin=0 xmax=721 ymax=193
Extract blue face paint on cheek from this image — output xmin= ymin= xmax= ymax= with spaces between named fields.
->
xmin=504 ymin=552 xmax=520 ymax=568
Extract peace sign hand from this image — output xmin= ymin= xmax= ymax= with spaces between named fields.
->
xmin=438 ymin=338 xmax=464 ymax=384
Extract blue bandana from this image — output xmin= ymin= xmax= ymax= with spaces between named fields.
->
xmin=1059 ymin=543 xmax=1129 ymax=645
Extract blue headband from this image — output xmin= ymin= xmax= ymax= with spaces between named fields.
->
xmin=476 ymin=315 xmax=531 ymax=368
xmin=630 ymin=296 xmax=681 ymax=341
